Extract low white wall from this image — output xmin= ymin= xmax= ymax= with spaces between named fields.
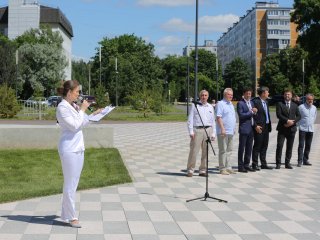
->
xmin=0 ymin=124 xmax=113 ymax=149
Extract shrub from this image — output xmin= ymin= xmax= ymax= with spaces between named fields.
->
xmin=0 ymin=84 xmax=21 ymax=118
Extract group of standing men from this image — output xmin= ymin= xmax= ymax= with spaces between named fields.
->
xmin=187 ymin=87 xmax=317 ymax=177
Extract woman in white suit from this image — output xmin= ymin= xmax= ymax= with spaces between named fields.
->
xmin=56 ymin=80 xmax=100 ymax=228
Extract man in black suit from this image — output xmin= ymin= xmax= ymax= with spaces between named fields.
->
xmin=237 ymin=88 xmax=257 ymax=172
xmin=251 ymin=86 xmax=273 ymax=170
xmin=275 ymin=89 xmax=301 ymax=169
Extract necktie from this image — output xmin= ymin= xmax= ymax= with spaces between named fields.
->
xmin=286 ymin=102 xmax=290 ymax=113
xmin=263 ymin=101 xmax=269 ymax=124
xmin=247 ymin=101 xmax=254 ymax=125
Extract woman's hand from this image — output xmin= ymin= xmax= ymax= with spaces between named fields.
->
xmin=93 ymin=108 xmax=103 ymax=115
xmin=80 ymin=100 xmax=90 ymax=112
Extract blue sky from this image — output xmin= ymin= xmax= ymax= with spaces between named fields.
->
xmin=1 ymin=0 xmax=294 ymax=60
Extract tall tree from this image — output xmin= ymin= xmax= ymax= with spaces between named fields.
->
xmin=223 ymin=57 xmax=252 ymax=99
xmin=15 ymin=25 xmax=67 ymax=98
xmin=91 ymin=34 xmax=163 ymax=105
xmin=72 ymin=60 xmax=90 ymax=94
xmin=0 ymin=34 xmax=16 ymax=89
xmin=291 ymin=0 xmax=320 ymax=76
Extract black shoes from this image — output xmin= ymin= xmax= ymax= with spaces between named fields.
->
xmin=261 ymin=165 xmax=273 ymax=170
xmin=244 ymin=166 xmax=256 ymax=172
xmin=303 ymin=161 xmax=312 ymax=166
xmin=252 ymin=165 xmax=260 ymax=171
xmin=297 ymin=162 xmax=302 ymax=167
xmin=275 ymin=164 xmax=281 ymax=169
xmin=285 ymin=164 xmax=293 ymax=169
xmin=238 ymin=168 xmax=248 ymax=173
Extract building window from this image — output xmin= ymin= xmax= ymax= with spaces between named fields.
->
xmin=281 ymin=39 xmax=290 ymax=45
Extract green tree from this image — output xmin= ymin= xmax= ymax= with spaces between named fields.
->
xmin=0 ymin=84 xmax=21 ymax=118
xmin=91 ymin=34 xmax=163 ymax=105
xmin=15 ymin=25 xmax=67 ymax=99
xmin=291 ymin=0 xmax=320 ymax=76
xmin=72 ymin=60 xmax=90 ymax=94
xmin=0 ymin=34 xmax=17 ymax=89
xmin=161 ymin=55 xmax=187 ymax=102
xmin=260 ymin=46 xmax=308 ymax=96
xmin=223 ymin=57 xmax=252 ymax=99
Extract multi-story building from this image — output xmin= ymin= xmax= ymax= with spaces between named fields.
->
xmin=217 ymin=1 xmax=298 ymax=94
xmin=183 ymin=40 xmax=217 ymax=56
xmin=0 ymin=0 xmax=73 ymax=80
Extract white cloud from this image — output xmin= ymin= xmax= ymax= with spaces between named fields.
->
xmin=157 ymin=35 xmax=182 ymax=46
xmin=161 ymin=14 xmax=239 ymax=34
xmin=137 ymin=0 xmax=194 ymax=7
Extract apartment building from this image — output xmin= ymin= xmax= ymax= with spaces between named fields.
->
xmin=217 ymin=1 xmax=298 ymax=94
xmin=183 ymin=40 xmax=218 ymax=57
xmin=0 ymin=0 xmax=73 ymax=80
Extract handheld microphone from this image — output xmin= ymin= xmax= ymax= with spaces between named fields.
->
xmin=192 ymin=100 xmax=202 ymax=106
xmin=78 ymin=95 xmax=95 ymax=112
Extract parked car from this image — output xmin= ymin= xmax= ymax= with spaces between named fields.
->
xmin=24 ymin=97 xmax=48 ymax=107
xmin=47 ymin=96 xmax=62 ymax=107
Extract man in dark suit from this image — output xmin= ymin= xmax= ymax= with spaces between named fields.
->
xmin=237 ymin=88 xmax=257 ymax=172
xmin=251 ymin=86 xmax=273 ymax=170
xmin=275 ymin=89 xmax=301 ymax=169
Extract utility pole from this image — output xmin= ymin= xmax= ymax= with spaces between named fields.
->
xmin=187 ymin=37 xmax=190 ymax=116
xmin=194 ymin=0 xmax=199 ymax=100
xmin=99 ymin=45 xmax=102 ymax=85
xmin=115 ymin=57 xmax=118 ymax=106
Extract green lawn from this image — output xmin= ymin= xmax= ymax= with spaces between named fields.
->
xmin=0 ymin=148 xmax=132 ymax=203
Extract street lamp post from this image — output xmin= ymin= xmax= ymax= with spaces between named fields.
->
xmin=194 ymin=0 xmax=199 ymax=100
xmin=15 ymin=49 xmax=19 ymax=98
xmin=99 ymin=45 xmax=102 ymax=85
xmin=216 ymin=58 xmax=218 ymax=100
xmin=186 ymin=37 xmax=190 ymax=116
xmin=302 ymin=58 xmax=305 ymax=99
xmin=115 ymin=57 xmax=119 ymax=106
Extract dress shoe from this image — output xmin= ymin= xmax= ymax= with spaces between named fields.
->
xmin=238 ymin=168 xmax=248 ymax=173
xmin=199 ymin=172 xmax=207 ymax=177
xmin=220 ymin=170 xmax=230 ymax=175
xmin=297 ymin=162 xmax=302 ymax=167
xmin=303 ymin=161 xmax=312 ymax=166
xmin=275 ymin=164 xmax=281 ymax=169
xmin=261 ymin=165 xmax=273 ymax=170
xmin=244 ymin=166 xmax=256 ymax=172
xmin=285 ymin=164 xmax=293 ymax=169
xmin=252 ymin=165 xmax=260 ymax=171
xmin=186 ymin=172 xmax=193 ymax=177
xmin=226 ymin=169 xmax=236 ymax=174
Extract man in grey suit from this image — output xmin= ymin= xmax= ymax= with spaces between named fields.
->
xmin=275 ymin=89 xmax=301 ymax=169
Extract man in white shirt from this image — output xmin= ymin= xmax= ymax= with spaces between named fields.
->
xmin=297 ymin=93 xmax=317 ymax=167
xmin=187 ymin=90 xmax=216 ymax=177
xmin=215 ymin=88 xmax=237 ymax=175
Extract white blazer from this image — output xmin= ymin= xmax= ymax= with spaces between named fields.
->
xmin=56 ymin=99 xmax=90 ymax=153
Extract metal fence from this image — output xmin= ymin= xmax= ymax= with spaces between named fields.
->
xmin=18 ymin=100 xmax=49 ymax=120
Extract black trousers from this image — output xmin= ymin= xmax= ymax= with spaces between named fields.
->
xmin=238 ymin=131 xmax=254 ymax=169
xmin=298 ymin=130 xmax=313 ymax=164
xmin=252 ymin=127 xmax=269 ymax=167
xmin=275 ymin=130 xmax=296 ymax=165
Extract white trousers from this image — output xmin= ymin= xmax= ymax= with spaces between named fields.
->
xmin=59 ymin=151 xmax=84 ymax=222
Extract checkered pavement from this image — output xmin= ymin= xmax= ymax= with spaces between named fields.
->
xmin=0 ymin=122 xmax=320 ymax=240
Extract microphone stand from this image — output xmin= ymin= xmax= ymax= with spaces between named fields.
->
xmin=186 ymin=102 xmax=227 ymax=203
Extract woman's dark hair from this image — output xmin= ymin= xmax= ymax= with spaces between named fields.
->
xmin=57 ymin=80 xmax=80 ymax=97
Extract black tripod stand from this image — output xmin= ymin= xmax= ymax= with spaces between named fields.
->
xmin=186 ymin=102 xmax=228 ymax=203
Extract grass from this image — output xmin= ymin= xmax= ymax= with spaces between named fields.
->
xmin=0 ymin=148 xmax=132 ymax=203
